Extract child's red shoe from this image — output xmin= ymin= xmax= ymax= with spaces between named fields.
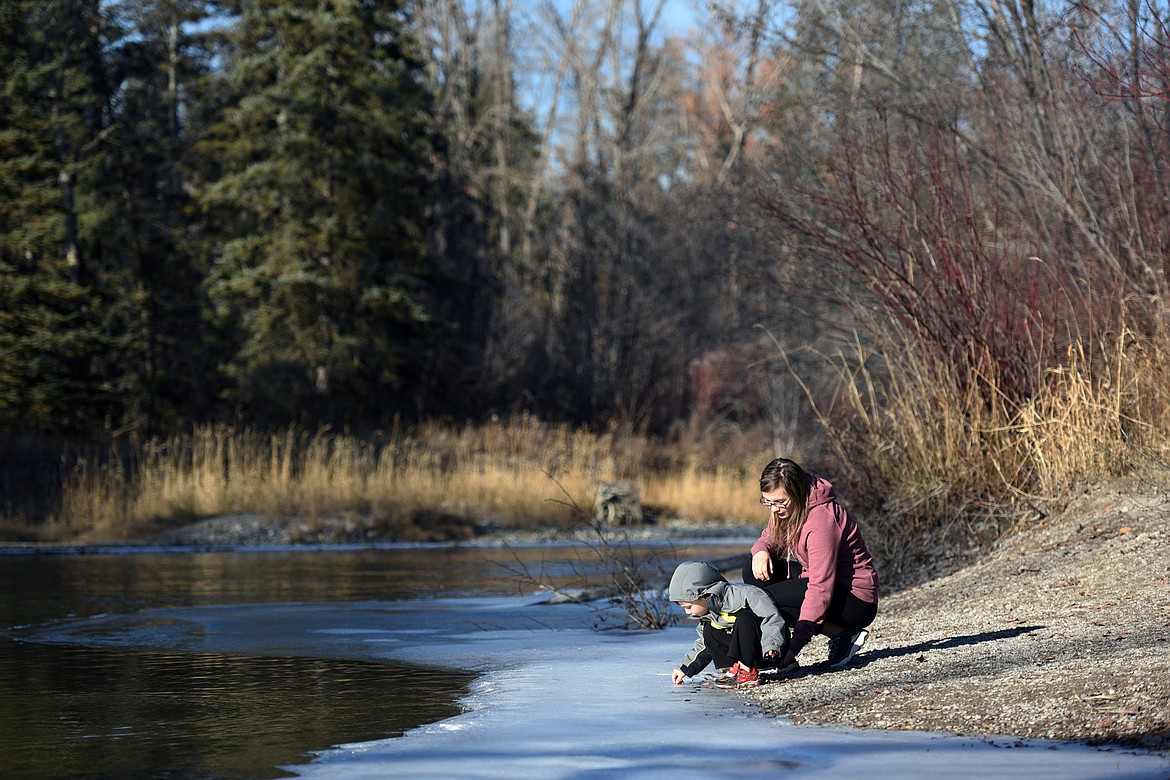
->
xmin=735 ymin=665 xmax=760 ymax=687
xmin=713 ymin=662 xmax=741 ymax=689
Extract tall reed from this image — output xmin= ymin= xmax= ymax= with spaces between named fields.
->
xmin=20 ymin=417 xmax=774 ymax=542
xmin=818 ymin=322 xmax=1170 ymax=584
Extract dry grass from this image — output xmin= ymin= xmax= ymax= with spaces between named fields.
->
xmin=819 ymin=324 xmax=1170 ymax=586
xmin=8 ymin=322 xmax=1170 ymax=562
xmin=5 ymin=417 xmax=774 ymax=543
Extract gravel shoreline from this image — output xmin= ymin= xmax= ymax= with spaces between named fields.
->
xmin=743 ymin=473 xmax=1170 ymax=753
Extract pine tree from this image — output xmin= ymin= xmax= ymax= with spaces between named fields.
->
xmin=193 ymin=0 xmax=438 ymax=426
xmin=0 ymin=0 xmax=117 ymax=434
xmin=97 ymin=0 xmax=220 ymax=432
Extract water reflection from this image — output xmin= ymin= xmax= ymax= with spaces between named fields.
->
xmin=0 ymin=639 xmax=471 ymax=780
xmin=0 ymin=543 xmax=725 ymax=623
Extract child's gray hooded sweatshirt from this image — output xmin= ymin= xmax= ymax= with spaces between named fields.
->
xmin=669 ymin=561 xmax=788 ymax=676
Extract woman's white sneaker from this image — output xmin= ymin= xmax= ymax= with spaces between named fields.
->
xmin=827 ymin=628 xmax=868 ymax=668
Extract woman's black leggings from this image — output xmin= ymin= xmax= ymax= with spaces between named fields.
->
xmin=742 ymin=555 xmax=876 ymax=633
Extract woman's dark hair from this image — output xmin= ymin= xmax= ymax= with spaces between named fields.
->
xmin=759 ymin=457 xmax=810 ymax=550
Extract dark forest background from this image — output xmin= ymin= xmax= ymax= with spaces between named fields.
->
xmin=4 ymin=0 xmax=1170 ymax=533
xmin=5 ymin=0 xmax=808 ymax=440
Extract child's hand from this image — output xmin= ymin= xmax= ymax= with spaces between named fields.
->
xmin=671 ymin=668 xmax=687 ymax=685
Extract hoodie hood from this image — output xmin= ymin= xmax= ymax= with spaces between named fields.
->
xmin=807 ymin=473 xmax=836 ymax=510
xmin=668 ymin=561 xmax=727 ymax=602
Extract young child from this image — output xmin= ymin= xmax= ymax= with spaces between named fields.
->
xmin=669 ymin=560 xmax=788 ymax=688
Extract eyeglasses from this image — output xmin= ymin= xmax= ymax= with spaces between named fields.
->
xmin=759 ymin=496 xmax=791 ymax=510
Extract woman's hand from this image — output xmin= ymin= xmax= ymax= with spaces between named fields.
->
xmin=751 ymin=550 xmax=773 ymax=581
xmin=671 ymin=668 xmax=687 ymax=685
xmin=766 ymin=649 xmax=798 ymax=670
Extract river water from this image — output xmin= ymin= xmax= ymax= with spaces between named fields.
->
xmin=0 ymin=541 xmax=746 ymax=779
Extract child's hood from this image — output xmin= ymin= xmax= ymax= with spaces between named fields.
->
xmin=668 ymin=561 xmax=728 ymax=602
